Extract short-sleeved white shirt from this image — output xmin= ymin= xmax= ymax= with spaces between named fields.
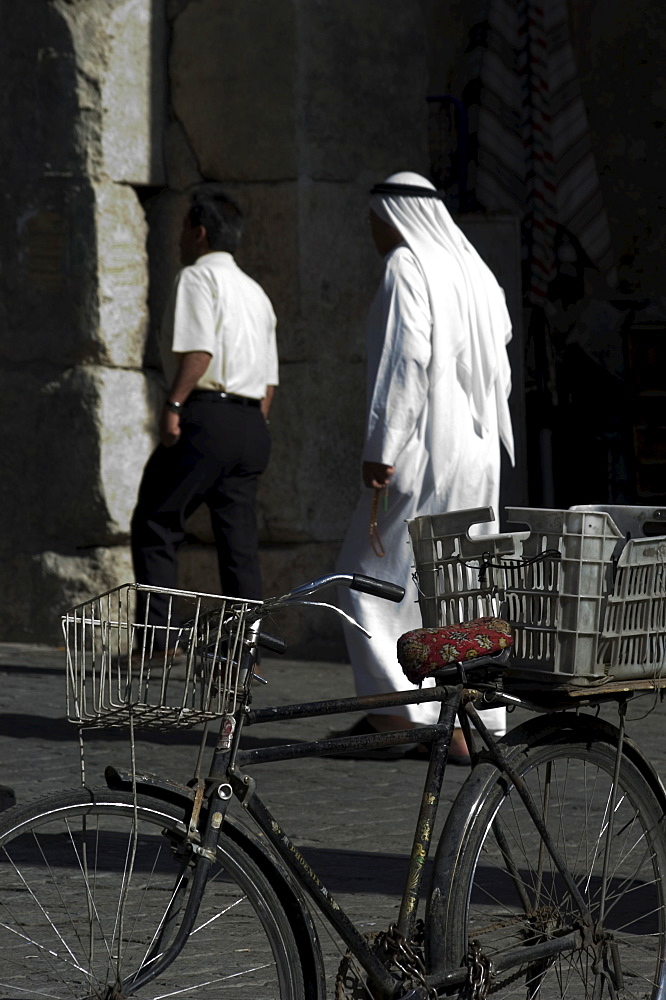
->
xmin=161 ymin=252 xmax=279 ymax=399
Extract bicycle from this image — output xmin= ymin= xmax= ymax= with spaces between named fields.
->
xmin=0 ymin=566 xmax=665 ymax=999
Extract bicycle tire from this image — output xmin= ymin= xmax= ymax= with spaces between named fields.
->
xmin=428 ymin=713 xmax=666 ymax=998
xmin=0 ymin=786 xmax=305 ymax=999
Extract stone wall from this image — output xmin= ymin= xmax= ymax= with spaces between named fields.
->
xmin=166 ymin=0 xmax=432 ymax=656
xmin=0 ymin=0 xmax=167 ymax=639
xmin=570 ymin=1 xmax=666 ymax=298
xmin=3 ymin=0 xmax=659 ymax=654
xmin=1 ymin=0 xmax=431 ymax=655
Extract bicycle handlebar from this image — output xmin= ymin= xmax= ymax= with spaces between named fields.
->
xmin=256 ymin=631 xmax=287 ymax=654
xmin=349 ymin=574 xmax=405 ymax=602
xmin=238 ymin=573 xmax=405 ymax=639
xmin=212 ymin=573 xmax=405 ymax=654
xmin=257 ymin=572 xmax=405 ymax=613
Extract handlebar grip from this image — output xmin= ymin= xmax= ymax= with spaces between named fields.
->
xmin=351 ymin=574 xmax=405 ymax=603
xmin=257 ymin=631 xmax=287 ymax=655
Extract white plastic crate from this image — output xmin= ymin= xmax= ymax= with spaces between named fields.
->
xmin=407 ymin=505 xmax=654 ymax=685
xmin=598 ymin=534 xmax=666 ymax=680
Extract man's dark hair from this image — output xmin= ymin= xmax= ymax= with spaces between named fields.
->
xmin=189 ymin=185 xmax=244 ymax=254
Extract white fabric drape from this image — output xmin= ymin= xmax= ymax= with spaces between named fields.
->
xmin=370 ymin=172 xmax=514 ymax=478
xmin=337 ymin=173 xmax=513 ymax=731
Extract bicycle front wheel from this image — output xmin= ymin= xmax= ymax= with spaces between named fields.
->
xmin=429 ymin=713 xmax=666 ymax=998
xmin=0 ymin=787 xmax=304 ymax=998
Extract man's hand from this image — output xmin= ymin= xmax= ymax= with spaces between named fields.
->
xmin=160 ymin=408 xmax=181 ymax=448
xmin=160 ymin=350 xmax=212 ymax=447
xmin=363 ymin=461 xmax=395 ymax=489
xmin=261 ymin=385 xmax=276 ymax=420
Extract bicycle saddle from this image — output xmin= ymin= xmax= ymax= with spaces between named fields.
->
xmin=397 ymin=617 xmax=513 ymax=683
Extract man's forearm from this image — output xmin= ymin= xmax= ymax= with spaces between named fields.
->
xmin=167 ymin=351 xmax=212 ymax=404
xmin=160 ymin=350 xmax=211 ymax=448
xmin=261 ymin=385 xmax=276 ymax=419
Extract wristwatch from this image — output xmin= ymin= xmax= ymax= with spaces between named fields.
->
xmin=165 ymin=400 xmax=183 ymax=414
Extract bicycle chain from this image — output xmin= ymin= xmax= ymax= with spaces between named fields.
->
xmin=460 ymin=940 xmax=493 ymax=999
xmin=461 ymin=942 xmax=549 ymax=999
xmin=335 ymin=931 xmax=383 ymax=1000
xmin=334 ymin=917 xmax=564 ymax=1000
xmin=472 ymin=904 xmax=556 ymax=936
xmin=335 ymin=923 xmax=435 ymax=1000
xmin=382 ymin=922 xmax=437 ymax=999
xmin=460 ymin=938 xmax=536 ymax=998
xmin=461 ymin=906 xmax=577 ymax=998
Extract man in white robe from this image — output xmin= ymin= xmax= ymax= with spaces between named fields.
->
xmin=337 ymin=171 xmax=514 ymax=755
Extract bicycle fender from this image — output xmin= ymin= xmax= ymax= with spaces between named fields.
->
xmin=430 ymin=710 xmax=666 ymax=953
xmin=104 ymin=764 xmax=326 ymax=1000
xmin=222 ymin=820 xmax=326 ymax=1000
xmin=498 ymin=711 xmax=666 ymax=813
xmin=105 ymin=766 xmax=195 ymax=807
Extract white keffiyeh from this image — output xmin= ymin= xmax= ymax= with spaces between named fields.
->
xmin=370 ymin=171 xmax=514 ymax=465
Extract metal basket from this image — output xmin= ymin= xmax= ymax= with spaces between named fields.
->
xmin=408 ymin=505 xmax=666 ymax=686
xmin=62 ymin=584 xmax=259 ymax=729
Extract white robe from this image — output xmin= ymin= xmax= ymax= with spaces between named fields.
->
xmin=337 ymin=245 xmax=506 ymax=731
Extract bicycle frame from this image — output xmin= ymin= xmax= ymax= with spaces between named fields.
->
xmin=104 ymin=586 xmax=643 ymax=1000
xmin=118 ymin=667 xmax=614 ymax=998
xmin=226 ymin=692 xmax=607 ymax=998
xmin=54 ymin=569 xmax=666 ymax=998
xmin=225 ymin=683 xmax=464 ymax=997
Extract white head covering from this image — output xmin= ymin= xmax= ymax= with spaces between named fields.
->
xmin=370 ymin=171 xmax=514 ymax=464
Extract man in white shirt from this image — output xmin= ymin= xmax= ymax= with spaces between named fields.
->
xmin=131 ymin=185 xmax=278 ymax=638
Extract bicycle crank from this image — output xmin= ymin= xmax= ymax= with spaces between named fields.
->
xmin=336 ymin=926 xmax=436 ymax=1000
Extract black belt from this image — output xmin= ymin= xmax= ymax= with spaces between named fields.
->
xmin=188 ymin=389 xmax=261 ymax=408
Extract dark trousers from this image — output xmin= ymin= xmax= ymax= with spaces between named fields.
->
xmin=131 ymin=397 xmax=271 ymax=639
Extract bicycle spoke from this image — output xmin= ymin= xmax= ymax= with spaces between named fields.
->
xmin=0 ymin=793 xmax=304 ymax=998
xmin=433 ymin=725 xmax=666 ymax=998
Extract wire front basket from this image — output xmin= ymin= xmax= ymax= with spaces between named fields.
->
xmin=62 ymin=584 xmax=259 ymax=730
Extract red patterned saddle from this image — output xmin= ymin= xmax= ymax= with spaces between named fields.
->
xmin=397 ymin=618 xmax=513 ymax=684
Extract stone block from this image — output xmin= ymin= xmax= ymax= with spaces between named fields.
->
xmin=301 ymin=3 xmax=430 ymax=181
xmin=298 ymin=180 xmax=383 ymax=363
xmin=4 ymin=180 xmax=99 ymax=366
xmin=170 ymin=0 xmax=298 ymax=181
xmin=0 ymin=3 xmax=83 ymax=184
xmin=258 ymin=358 xmax=366 ymax=545
xmin=232 ymin=182 xmax=301 ymax=355
xmin=5 ymin=180 xmax=148 ymax=369
xmin=185 ymin=505 xmax=215 ymax=546
xmin=178 ymin=543 xmax=220 ymax=598
xmin=259 ymin=540 xmax=347 ymax=660
xmin=164 ymin=120 xmax=203 ymax=192
xmin=0 ymin=366 xmax=100 ymax=556
xmin=142 ymin=188 xmax=189 ymax=369
xmin=96 ymin=367 xmax=162 ymax=539
xmin=0 ymin=365 xmax=159 ymax=557
xmin=95 ymin=181 xmax=150 ymax=368
xmin=178 ymin=539 xmax=346 ymax=660
xmin=100 ymin=0 xmax=167 ymax=184
xmin=0 ymin=546 xmax=134 ymax=643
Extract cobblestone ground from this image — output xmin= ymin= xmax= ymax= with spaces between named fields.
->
xmin=1 ymin=642 xmax=666 ymax=994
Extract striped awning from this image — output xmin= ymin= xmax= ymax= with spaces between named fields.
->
xmin=460 ymin=0 xmax=614 ymax=304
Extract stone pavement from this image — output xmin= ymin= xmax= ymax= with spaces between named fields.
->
xmin=2 ymin=641 xmax=666 ymax=990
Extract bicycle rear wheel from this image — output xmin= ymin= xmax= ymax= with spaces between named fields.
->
xmin=428 ymin=713 xmax=666 ymax=998
xmin=0 ymin=787 xmax=304 ymax=998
